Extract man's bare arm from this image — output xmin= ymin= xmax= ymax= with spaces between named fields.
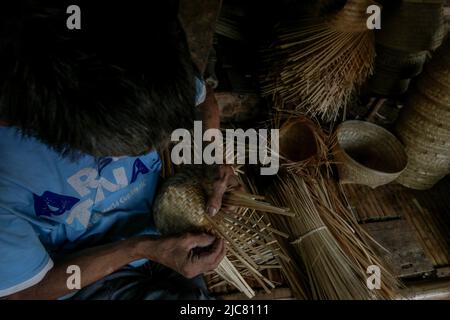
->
xmin=198 ymin=85 xmax=220 ymax=130
xmin=6 ymin=233 xmax=224 ymax=300
xmin=198 ymin=85 xmax=242 ymax=216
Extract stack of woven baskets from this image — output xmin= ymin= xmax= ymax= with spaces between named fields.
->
xmin=395 ymin=36 xmax=450 ymax=190
xmin=369 ymin=0 xmax=446 ymax=96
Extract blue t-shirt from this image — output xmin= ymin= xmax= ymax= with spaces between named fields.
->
xmin=0 ymin=79 xmax=206 ymax=297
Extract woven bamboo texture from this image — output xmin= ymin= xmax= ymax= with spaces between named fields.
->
xmin=153 ymin=168 xmax=291 ymax=298
xmin=333 ymin=121 xmax=408 ymax=188
xmin=395 ymin=36 xmax=450 ymax=189
xmin=376 ymin=1 xmax=446 ymax=52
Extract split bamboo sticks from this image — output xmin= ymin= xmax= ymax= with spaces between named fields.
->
xmin=260 ymin=0 xmax=376 ymax=122
xmin=153 ymin=168 xmax=291 ymax=298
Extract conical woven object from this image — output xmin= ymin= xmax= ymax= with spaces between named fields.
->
xmin=261 ymin=0 xmax=376 ymax=122
xmin=153 ymin=168 xmax=290 ymax=298
xmin=396 ymin=36 xmax=450 ymax=190
xmin=278 ymin=115 xmax=331 ymax=175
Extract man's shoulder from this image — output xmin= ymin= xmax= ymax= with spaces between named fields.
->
xmin=0 ymin=127 xmax=62 ymax=182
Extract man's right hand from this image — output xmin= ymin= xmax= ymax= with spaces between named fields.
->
xmin=138 ymin=233 xmax=226 ymax=279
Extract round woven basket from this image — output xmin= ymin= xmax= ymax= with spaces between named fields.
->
xmin=333 ymin=120 xmax=408 ymax=188
xmin=397 ymin=117 xmax=450 ymax=155
xmin=375 ymin=2 xmax=446 ymax=52
xmin=396 ymin=167 xmax=448 ymax=190
xmin=374 ymin=45 xmax=428 ymax=78
xmin=395 ymin=37 xmax=450 ymax=190
xmin=369 ymin=71 xmax=411 ymax=96
xmin=401 ymin=92 xmax=450 ymax=140
xmin=417 ymin=72 xmax=450 ymax=107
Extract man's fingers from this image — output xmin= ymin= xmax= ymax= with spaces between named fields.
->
xmin=206 ymin=178 xmax=227 ymax=216
xmin=198 ymin=238 xmax=225 ymax=267
xmin=184 ymin=233 xmax=216 ymax=250
xmin=226 ymin=174 xmax=241 ymax=190
xmin=230 ymin=184 xmax=245 ymax=193
xmin=210 ymin=239 xmax=226 ymax=268
xmin=182 ymin=238 xmax=226 ymax=278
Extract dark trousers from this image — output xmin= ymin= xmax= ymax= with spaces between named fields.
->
xmin=69 ymin=263 xmax=212 ymax=300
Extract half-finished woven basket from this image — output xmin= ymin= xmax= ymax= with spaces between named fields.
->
xmin=153 ymin=169 xmax=291 ymax=298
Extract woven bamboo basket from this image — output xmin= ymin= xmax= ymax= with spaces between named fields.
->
xmin=395 ymin=37 xmax=450 ymax=189
xmin=397 ymin=119 xmax=450 ymax=155
xmin=152 ymin=169 xmax=291 ymax=298
xmin=376 ymin=1 xmax=446 ymax=52
xmin=417 ymin=73 xmax=450 ymax=109
xmin=278 ymin=116 xmax=330 ymax=170
xmin=333 ymin=121 xmax=408 ymax=188
xmin=374 ymin=46 xmax=428 ymax=78
xmin=397 ymin=94 xmax=450 ymax=151
xmin=369 ymin=72 xmax=411 ymax=96
xmin=395 ymin=163 xmax=449 ymax=190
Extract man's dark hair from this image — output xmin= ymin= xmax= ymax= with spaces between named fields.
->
xmin=0 ymin=0 xmax=198 ymax=157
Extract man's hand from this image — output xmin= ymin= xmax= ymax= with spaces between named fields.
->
xmin=205 ymin=164 xmax=242 ymax=216
xmin=198 ymin=85 xmax=243 ymax=216
xmin=141 ymin=233 xmax=226 ymax=279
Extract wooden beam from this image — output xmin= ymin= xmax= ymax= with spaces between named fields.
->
xmin=179 ymin=0 xmax=222 ymax=74
xmin=402 ymin=279 xmax=450 ymax=300
xmin=363 ymin=220 xmax=435 ymax=278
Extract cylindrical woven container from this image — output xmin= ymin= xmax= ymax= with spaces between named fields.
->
xmin=374 ymin=46 xmax=429 ymax=78
xmin=376 ymin=1 xmax=446 ymax=52
xmin=395 ymin=37 xmax=450 ymax=190
xmin=369 ymin=72 xmax=411 ymax=96
xmin=333 ymin=120 xmax=408 ymax=188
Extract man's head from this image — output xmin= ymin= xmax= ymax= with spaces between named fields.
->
xmin=0 ymin=0 xmax=197 ymax=157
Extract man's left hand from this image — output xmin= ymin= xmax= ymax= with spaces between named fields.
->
xmin=205 ymin=164 xmax=242 ymax=216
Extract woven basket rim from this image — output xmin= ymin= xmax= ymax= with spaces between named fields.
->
xmin=335 ymin=120 xmax=408 ymax=177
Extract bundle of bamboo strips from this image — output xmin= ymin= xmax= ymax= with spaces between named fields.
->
xmin=267 ymin=174 xmax=373 ymax=299
xmin=252 ymin=114 xmax=402 ymax=299
xmin=241 ymin=174 xmax=309 ymax=299
xmin=260 ymin=0 xmax=376 ymax=121
xmin=153 ymin=168 xmax=291 ymax=298
xmin=264 ymin=170 xmax=402 ymax=299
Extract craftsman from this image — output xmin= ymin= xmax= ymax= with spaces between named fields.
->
xmin=0 ymin=1 xmax=237 ymax=299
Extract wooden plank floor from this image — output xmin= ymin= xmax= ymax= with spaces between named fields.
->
xmin=342 ymin=177 xmax=450 ymax=268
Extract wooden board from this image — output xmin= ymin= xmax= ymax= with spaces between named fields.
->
xmin=364 ymin=220 xmax=435 ymax=278
xmin=342 ymin=177 xmax=450 ymax=268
